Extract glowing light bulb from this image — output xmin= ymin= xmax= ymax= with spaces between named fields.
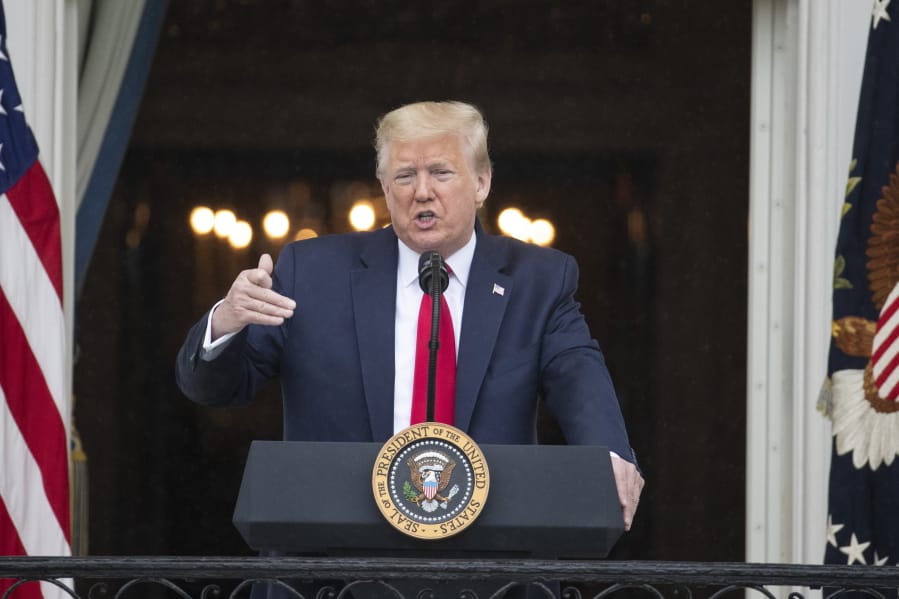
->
xmin=189 ymin=206 xmax=215 ymax=235
xmin=228 ymin=220 xmax=253 ymax=249
xmin=349 ymin=200 xmax=376 ymax=231
xmin=263 ymin=210 xmax=290 ymax=239
xmin=497 ymin=207 xmax=530 ymax=241
xmin=530 ymin=219 xmax=556 ymax=246
xmin=213 ymin=209 xmax=237 ymax=238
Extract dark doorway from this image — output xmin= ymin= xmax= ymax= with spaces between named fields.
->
xmin=74 ymin=0 xmax=750 ymax=561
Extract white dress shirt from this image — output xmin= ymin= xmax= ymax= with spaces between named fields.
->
xmin=393 ymin=233 xmax=476 ymax=433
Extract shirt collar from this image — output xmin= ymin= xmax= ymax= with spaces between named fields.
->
xmin=397 ymin=231 xmax=477 ymax=290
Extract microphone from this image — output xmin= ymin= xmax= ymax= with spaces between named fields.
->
xmin=418 ymin=251 xmax=449 ymax=295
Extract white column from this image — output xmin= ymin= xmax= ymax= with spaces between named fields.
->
xmin=748 ymin=0 xmax=792 ymax=563
xmin=748 ymin=0 xmax=868 ymax=566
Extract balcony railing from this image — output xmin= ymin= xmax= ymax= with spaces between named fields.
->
xmin=2 ymin=557 xmax=899 ymax=599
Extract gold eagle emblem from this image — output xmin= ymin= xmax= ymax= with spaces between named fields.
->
xmin=407 ymin=451 xmax=456 ymax=504
xmin=830 ymin=162 xmax=899 ymax=414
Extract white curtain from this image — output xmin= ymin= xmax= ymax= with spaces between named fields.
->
xmin=76 ymin=0 xmax=146 ymax=208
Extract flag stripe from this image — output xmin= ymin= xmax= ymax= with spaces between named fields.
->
xmin=872 ymin=322 xmax=899 ymax=378
xmin=0 ymin=195 xmax=66 ymax=418
xmin=0 ymin=497 xmax=29 ymax=558
xmin=0 ymin=501 xmax=42 ymax=599
xmin=0 ymin=385 xmax=70 ymax=555
xmin=0 ymin=499 xmax=68 ymax=599
xmin=877 ymin=285 xmax=899 ymax=325
xmin=3 ymin=163 xmax=62 ymax=301
xmin=872 ymin=288 xmax=899 ymax=399
xmin=871 ymin=314 xmax=899 ymax=368
xmin=0 ymin=290 xmax=70 ymax=540
xmin=874 ymin=349 xmax=899 ymax=400
xmin=876 ymin=365 xmax=899 ymax=401
xmin=871 ymin=286 xmax=899 ymax=366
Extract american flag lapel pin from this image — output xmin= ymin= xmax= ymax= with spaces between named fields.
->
xmin=492 ymin=283 xmax=505 ymax=296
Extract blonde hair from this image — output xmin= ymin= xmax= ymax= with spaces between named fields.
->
xmin=374 ymin=101 xmax=491 ymax=179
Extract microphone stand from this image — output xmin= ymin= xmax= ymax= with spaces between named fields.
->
xmin=426 ymin=255 xmax=442 ymax=423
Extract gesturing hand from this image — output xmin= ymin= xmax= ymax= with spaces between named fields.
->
xmin=210 ymin=254 xmax=296 ymax=340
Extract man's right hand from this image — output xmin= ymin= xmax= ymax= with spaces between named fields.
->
xmin=210 ymin=253 xmax=296 ymax=340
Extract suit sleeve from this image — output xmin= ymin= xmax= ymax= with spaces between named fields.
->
xmin=539 ymin=254 xmax=637 ymax=465
xmin=174 ymin=248 xmax=294 ymax=406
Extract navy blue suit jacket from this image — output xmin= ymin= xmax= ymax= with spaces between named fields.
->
xmin=176 ymin=224 xmax=635 ymax=463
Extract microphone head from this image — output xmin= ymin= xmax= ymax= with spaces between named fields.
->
xmin=418 ymin=251 xmax=449 ymax=294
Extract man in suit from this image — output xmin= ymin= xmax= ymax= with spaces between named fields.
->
xmin=176 ymin=100 xmax=643 ymax=530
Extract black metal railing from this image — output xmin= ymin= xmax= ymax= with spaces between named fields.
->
xmin=2 ymin=557 xmax=898 ymax=599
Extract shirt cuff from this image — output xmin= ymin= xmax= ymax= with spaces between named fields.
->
xmin=201 ymin=299 xmax=237 ymax=360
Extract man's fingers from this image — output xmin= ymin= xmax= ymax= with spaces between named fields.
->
xmin=238 ymin=255 xmax=295 ymax=312
xmin=258 ymin=253 xmax=274 ymax=274
xmin=243 ymin=285 xmax=296 ymax=314
xmin=243 ymin=254 xmax=277 ymax=289
xmin=230 ymin=288 xmax=295 ymax=328
xmin=213 ymin=256 xmax=297 ymax=336
xmin=611 ymin=455 xmax=644 ymax=532
xmin=215 ymin=292 xmax=294 ymax=335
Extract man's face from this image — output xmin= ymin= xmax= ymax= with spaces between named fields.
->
xmin=380 ymin=133 xmax=491 ymax=258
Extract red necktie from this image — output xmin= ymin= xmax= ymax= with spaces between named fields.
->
xmin=410 ymin=291 xmax=456 ymax=425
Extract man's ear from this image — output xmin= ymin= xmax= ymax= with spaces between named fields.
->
xmin=475 ymin=171 xmax=492 ymax=207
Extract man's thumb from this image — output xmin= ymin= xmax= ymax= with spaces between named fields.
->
xmin=258 ymin=253 xmax=274 ymax=275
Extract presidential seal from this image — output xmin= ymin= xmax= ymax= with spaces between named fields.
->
xmin=372 ymin=423 xmax=489 ymax=540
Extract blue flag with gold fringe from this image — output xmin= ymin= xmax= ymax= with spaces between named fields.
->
xmin=823 ymin=1 xmax=899 ymax=570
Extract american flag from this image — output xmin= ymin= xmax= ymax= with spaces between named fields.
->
xmin=823 ymin=0 xmax=899 ymax=577
xmin=0 ymin=1 xmax=71 ymax=595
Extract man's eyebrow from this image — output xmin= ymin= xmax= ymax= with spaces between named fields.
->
xmin=391 ymin=159 xmax=454 ymax=173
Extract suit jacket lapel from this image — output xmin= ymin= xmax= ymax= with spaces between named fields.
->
xmin=351 ymin=228 xmax=398 ymax=441
xmin=455 ymin=231 xmax=511 ymax=432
